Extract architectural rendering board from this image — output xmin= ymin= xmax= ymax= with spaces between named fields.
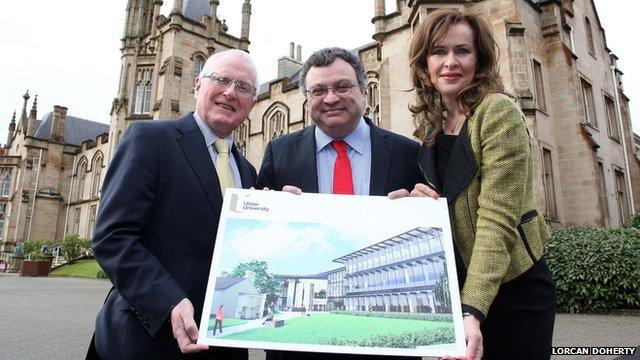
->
xmin=198 ymin=189 xmax=465 ymax=357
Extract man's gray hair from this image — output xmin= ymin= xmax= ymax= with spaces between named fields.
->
xmin=298 ymin=47 xmax=367 ymax=94
xmin=199 ymin=49 xmax=259 ymax=91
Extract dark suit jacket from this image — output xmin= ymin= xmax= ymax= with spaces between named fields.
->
xmin=257 ymin=117 xmax=420 ymax=196
xmin=91 ymin=113 xmax=256 ymax=359
xmin=257 ymin=117 xmax=420 ymax=360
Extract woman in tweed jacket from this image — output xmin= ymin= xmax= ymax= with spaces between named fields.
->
xmin=395 ymin=8 xmax=556 ymax=360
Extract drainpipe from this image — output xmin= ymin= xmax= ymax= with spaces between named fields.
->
xmin=611 ymin=65 xmax=636 ymax=215
xmin=26 ymin=149 xmax=43 ymax=241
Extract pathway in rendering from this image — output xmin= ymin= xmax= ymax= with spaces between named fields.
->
xmin=210 ymin=311 xmax=306 ymax=337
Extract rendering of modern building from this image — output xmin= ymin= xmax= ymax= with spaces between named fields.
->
xmin=334 ymin=227 xmax=447 ymax=314
xmin=212 ymin=270 xmax=266 ymax=320
xmin=277 ymin=227 xmax=448 ymax=315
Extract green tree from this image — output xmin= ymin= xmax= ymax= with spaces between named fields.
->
xmin=229 ymin=260 xmax=281 ymax=309
xmin=61 ymin=234 xmax=91 ymax=263
xmin=434 ymin=271 xmax=451 ymax=313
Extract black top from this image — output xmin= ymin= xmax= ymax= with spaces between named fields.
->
xmin=436 ymin=133 xmax=458 ymax=187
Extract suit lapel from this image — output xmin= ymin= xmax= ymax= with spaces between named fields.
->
xmin=369 ymin=121 xmax=392 ymax=196
xmin=442 ymin=122 xmax=478 ymax=204
xmin=231 ymin=145 xmax=254 ymax=189
xmin=294 ymin=126 xmax=319 ymax=193
xmin=416 ymin=143 xmax=442 ymax=194
xmin=176 ymin=114 xmax=222 ymax=211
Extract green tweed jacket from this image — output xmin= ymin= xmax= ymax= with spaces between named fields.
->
xmin=417 ymin=93 xmax=551 ymax=319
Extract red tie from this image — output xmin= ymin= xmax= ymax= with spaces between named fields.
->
xmin=332 ymin=140 xmax=354 ymax=195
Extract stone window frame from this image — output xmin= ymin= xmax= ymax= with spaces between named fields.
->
xmin=603 ymin=93 xmax=620 ymax=142
xmin=531 ymin=58 xmax=547 ymax=114
xmin=134 ymin=67 xmax=153 ymax=114
xmin=262 ymin=102 xmax=290 ymax=142
xmin=75 ymin=157 xmax=89 ymax=202
xmin=540 ymin=146 xmax=558 ymax=221
xmin=365 ymin=74 xmax=381 ymax=126
xmin=233 ymin=120 xmax=250 ymax=156
xmin=579 ymin=77 xmax=598 ymax=129
xmin=191 ymin=52 xmax=207 ymax=92
xmin=584 ymin=17 xmax=596 ymax=57
xmin=73 ymin=207 xmax=81 ymax=235
xmin=596 ymin=158 xmax=610 ymax=227
xmin=88 ymin=204 xmax=98 ymax=239
xmin=613 ymin=165 xmax=630 ymax=226
xmin=90 ymin=151 xmax=105 ymax=198
xmin=0 ymin=168 xmax=11 ymax=199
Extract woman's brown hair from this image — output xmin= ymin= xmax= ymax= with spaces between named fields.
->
xmin=409 ymin=8 xmax=504 ymax=144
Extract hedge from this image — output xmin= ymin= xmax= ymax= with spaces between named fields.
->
xmin=330 ymin=310 xmax=453 ymax=323
xmin=545 ymin=226 xmax=640 ymax=313
xmin=323 ymin=326 xmax=455 ymax=348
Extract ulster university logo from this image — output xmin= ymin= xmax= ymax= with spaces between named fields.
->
xmin=229 ymin=193 xmax=269 ymax=213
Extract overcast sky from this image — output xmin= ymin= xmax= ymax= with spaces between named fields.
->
xmin=0 ymin=0 xmax=637 ymax=145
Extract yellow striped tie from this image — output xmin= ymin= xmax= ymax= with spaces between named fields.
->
xmin=213 ymin=139 xmax=235 ymax=194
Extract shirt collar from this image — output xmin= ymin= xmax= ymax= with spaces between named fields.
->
xmin=315 ymin=116 xmax=369 ymax=154
xmin=193 ymin=111 xmax=234 ymax=150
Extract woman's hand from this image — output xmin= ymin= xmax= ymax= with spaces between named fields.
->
xmin=388 ymin=183 xmax=440 ymax=199
xmin=441 ymin=315 xmax=483 ymax=360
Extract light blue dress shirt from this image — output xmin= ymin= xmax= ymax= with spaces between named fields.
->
xmin=315 ymin=117 xmax=372 ymax=195
xmin=193 ymin=111 xmax=242 ymax=188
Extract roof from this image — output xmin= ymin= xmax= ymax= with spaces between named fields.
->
xmin=33 ymin=112 xmax=109 ymax=147
xmin=183 ymin=0 xmax=210 ymax=22
xmin=215 ymin=277 xmax=245 ymax=290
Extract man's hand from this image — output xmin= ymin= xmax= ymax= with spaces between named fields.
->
xmin=170 ymin=298 xmax=209 ymax=354
xmin=282 ymin=185 xmax=303 ymax=195
xmin=388 ymin=183 xmax=439 ymax=199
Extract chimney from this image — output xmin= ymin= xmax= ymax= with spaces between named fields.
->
xmin=296 ymin=45 xmax=302 ymax=61
xmin=50 ymin=105 xmax=67 ymax=143
xmin=278 ymin=42 xmax=303 ymax=79
xmin=240 ymin=0 xmax=251 ymax=40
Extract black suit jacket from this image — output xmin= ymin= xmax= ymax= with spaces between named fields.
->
xmin=91 ymin=113 xmax=255 ymax=359
xmin=257 ymin=118 xmax=420 ymax=360
xmin=257 ymin=118 xmax=420 ymax=195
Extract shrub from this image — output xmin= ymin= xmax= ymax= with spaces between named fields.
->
xmin=330 ymin=310 xmax=453 ymax=323
xmin=323 ymin=327 xmax=455 ymax=348
xmin=23 ymin=239 xmax=54 ymax=260
xmin=61 ymin=235 xmax=91 ymax=263
xmin=628 ymin=212 xmax=640 ymax=230
xmin=545 ymin=227 xmax=640 ymax=313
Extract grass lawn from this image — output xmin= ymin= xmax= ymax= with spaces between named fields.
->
xmin=208 ymin=316 xmax=248 ymax=330
xmin=222 ymin=312 xmax=453 ymax=347
xmin=50 ymin=259 xmax=104 ymax=279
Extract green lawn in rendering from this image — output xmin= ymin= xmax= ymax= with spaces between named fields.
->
xmin=50 ymin=259 xmax=105 ymax=279
xmin=221 ymin=312 xmax=454 ymax=348
xmin=208 ymin=316 xmax=248 ymax=330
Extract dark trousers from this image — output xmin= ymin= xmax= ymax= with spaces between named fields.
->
xmin=213 ymin=319 xmax=223 ymax=335
xmin=480 ymin=259 xmax=556 ymax=360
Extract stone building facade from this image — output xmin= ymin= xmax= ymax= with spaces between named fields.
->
xmin=1 ymin=0 xmax=638 ymax=251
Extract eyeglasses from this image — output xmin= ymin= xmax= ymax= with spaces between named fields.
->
xmin=306 ymin=82 xmax=357 ymax=99
xmin=201 ymin=73 xmax=257 ymax=97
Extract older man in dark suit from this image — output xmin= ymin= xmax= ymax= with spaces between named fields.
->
xmin=89 ymin=49 xmax=257 ymax=359
xmin=257 ymin=47 xmax=420 ymax=360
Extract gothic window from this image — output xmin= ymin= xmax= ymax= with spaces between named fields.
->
xmin=541 ymin=148 xmax=558 ymax=219
xmin=76 ymin=159 xmax=88 ymax=201
xmin=193 ymin=56 xmax=204 ymax=79
xmin=366 ymin=81 xmax=381 ymax=125
xmin=302 ymin=100 xmax=312 ymax=127
xmin=134 ymin=68 xmax=153 ymax=114
xmin=263 ymin=103 xmax=289 ymax=142
xmin=73 ymin=207 xmax=81 ymax=235
xmin=91 ymin=153 xmax=104 ymax=198
xmin=233 ymin=121 xmax=249 ymax=156
xmin=0 ymin=168 xmax=11 ymax=198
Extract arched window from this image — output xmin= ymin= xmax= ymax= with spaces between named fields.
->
xmin=233 ymin=121 xmax=249 ymax=156
xmin=76 ymin=160 xmax=88 ymax=201
xmin=91 ymin=153 xmax=104 ymax=197
xmin=302 ymin=99 xmax=312 ymax=128
xmin=262 ymin=103 xmax=290 ymax=143
xmin=366 ymin=81 xmax=381 ymax=125
xmin=193 ymin=56 xmax=204 ymax=79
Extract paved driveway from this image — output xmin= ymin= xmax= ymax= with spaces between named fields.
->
xmin=1 ymin=273 xmax=637 ymax=360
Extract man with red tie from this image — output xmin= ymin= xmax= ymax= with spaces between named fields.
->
xmin=256 ymin=47 xmax=420 ymax=360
